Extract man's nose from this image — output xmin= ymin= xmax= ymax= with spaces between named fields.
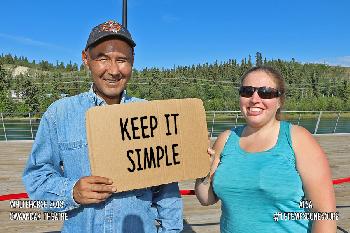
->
xmin=108 ymin=61 xmax=121 ymax=76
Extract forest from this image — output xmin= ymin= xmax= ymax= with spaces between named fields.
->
xmin=0 ymin=52 xmax=349 ymax=115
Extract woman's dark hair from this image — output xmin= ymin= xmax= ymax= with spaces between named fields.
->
xmin=240 ymin=66 xmax=286 ymax=120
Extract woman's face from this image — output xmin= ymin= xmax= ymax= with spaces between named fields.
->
xmin=239 ymin=70 xmax=281 ymax=128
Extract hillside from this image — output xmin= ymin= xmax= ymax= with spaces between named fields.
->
xmin=1 ymin=53 xmax=350 ymax=113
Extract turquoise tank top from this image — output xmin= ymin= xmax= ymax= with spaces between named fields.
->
xmin=212 ymin=121 xmax=312 ymax=232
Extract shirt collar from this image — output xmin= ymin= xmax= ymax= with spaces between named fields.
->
xmin=88 ymin=84 xmax=128 ymax=106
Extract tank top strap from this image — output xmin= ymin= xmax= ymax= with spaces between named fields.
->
xmin=219 ymin=126 xmax=243 ymax=158
xmin=276 ymin=121 xmax=297 ymax=166
xmin=283 ymin=121 xmax=294 ymax=148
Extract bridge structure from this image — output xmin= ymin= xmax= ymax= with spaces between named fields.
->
xmin=0 ymin=134 xmax=349 ymax=232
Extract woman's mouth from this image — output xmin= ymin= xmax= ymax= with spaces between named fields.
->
xmin=247 ymin=107 xmax=264 ymax=116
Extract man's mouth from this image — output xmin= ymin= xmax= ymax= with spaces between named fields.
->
xmin=103 ymin=78 xmax=122 ymax=85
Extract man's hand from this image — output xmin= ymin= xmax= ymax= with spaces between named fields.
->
xmin=73 ymin=176 xmax=117 ymax=204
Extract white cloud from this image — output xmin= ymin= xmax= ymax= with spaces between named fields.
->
xmin=0 ymin=33 xmax=70 ymax=52
xmin=314 ymin=56 xmax=350 ymax=67
xmin=336 ymin=56 xmax=350 ymax=66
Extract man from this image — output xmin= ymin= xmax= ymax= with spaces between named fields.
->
xmin=23 ymin=20 xmax=183 ymax=233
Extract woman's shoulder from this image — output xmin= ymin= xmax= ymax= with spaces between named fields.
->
xmin=212 ymin=130 xmax=232 ymax=155
xmin=289 ymin=124 xmax=314 ymax=142
xmin=217 ymin=126 xmax=242 ymax=142
xmin=288 ymin=123 xmax=323 ymax=158
xmin=280 ymin=121 xmax=311 ymax=140
xmin=216 ymin=130 xmax=232 ymax=143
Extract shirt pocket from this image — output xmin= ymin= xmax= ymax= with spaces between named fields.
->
xmin=134 ymin=188 xmax=152 ymax=201
xmin=133 ymin=188 xmax=154 ymax=214
xmin=58 ymin=140 xmax=91 ymax=178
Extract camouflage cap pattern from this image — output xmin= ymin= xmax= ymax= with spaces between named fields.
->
xmin=85 ymin=20 xmax=136 ymax=49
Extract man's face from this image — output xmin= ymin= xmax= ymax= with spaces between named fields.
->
xmin=82 ymin=39 xmax=134 ymax=105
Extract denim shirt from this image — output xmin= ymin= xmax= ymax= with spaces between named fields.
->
xmin=22 ymin=89 xmax=183 ymax=233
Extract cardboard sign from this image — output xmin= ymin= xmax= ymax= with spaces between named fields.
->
xmin=86 ymin=98 xmax=210 ymax=192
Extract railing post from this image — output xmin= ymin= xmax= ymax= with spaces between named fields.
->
xmin=29 ymin=112 xmax=34 ymax=140
xmin=314 ymin=111 xmax=323 ymax=134
xmin=235 ymin=114 xmax=238 ymax=128
xmin=297 ymin=113 xmax=301 ymax=125
xmin=210 ymin=112 xmax=216 ymax=138
xmin=333 ymin=112 xmax=341 ymax=133
xmin=1 ymin=112 xmax=7 ymax=141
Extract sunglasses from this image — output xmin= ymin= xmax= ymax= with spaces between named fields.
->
xmin=239 ymin=86 xmax=282 ymax=99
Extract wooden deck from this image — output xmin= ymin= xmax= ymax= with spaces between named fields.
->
xmin=0 ymin=135 xmax=349 ymax=232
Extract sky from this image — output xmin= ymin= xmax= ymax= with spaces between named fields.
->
xmin=0 ymin=0 xmax=349 ymax=70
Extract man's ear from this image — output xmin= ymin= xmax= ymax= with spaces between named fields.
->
xmin=82 ymin=50 xmax=89 ymax=69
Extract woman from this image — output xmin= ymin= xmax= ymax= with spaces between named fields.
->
xmin=195 ymin=66 xmax=336 ymax=232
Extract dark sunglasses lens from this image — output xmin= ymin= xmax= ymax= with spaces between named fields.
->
xmin=239 ymin=86 xmax=280 ymax=99
xmin=257 ymin=87 xmax=279 ymax=99
xmin=239 ymin=86 xmax=255 ymax=97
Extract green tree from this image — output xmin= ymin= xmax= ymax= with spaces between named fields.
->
xmin=17 ymin=74 xmax=40 ymax=113
xmin=0 ymin=63 xmax=15 ymax=112
xmin=255 ymin=52 xmax=263 ymax=66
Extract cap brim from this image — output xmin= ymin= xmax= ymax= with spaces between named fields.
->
xmin=85 ymin=32 xmax=136 ymax=50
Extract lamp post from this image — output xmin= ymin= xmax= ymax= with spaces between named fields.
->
xmin=122 ymin=0 xmax=127 ymax=28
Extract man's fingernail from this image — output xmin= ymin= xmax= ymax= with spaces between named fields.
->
xmin=112 ymin=187 xmax=117 ymax=192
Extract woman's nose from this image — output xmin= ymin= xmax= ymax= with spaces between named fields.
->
xmin=250 ymin=90 xmax=262 ymax=103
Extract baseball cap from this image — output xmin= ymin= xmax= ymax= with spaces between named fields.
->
xmin=85 ymin=20 xmax=136 ymax=50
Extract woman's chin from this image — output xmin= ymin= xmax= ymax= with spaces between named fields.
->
xmin=245 ymin=114 xmax=272 ymax=128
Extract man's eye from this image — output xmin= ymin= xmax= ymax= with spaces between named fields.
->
xmin=96 ymin=57 xmax=108 ymax=61
xmin=117 ymin=59 xmax=127 ymax=63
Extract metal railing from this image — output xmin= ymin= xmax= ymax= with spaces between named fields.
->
xmin=206 ymin=111 xmax=350 ymax=137
xmin=0 ymin=112 xmax=42 ymax=141
xmin=0 ymin=111 xmax=349 ymax=141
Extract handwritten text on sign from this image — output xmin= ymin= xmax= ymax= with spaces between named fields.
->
xmin=119 ymin=114 xmax=181 ymax=172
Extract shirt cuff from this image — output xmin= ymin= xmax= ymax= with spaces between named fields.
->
xmin=64 ymin=178 xmax=81 ymax=211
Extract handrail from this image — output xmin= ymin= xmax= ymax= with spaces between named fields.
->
xmin=0 ymin=110 xmax=349 ymax=115
xmin=0 ymin=111 xmax=349 ymax=141
xmin=314 ymin=111 xmax=323 ymax=134
xmin=205 ymin=110 xmax=350 ymax=137
xmin=1 ymin=113 xmax=7 ymax=141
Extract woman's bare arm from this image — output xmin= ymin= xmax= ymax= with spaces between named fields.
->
xmin=195 ymin=130 xmax=230 ymax=206
xmin=292 ymin=125 xmax=337 ymax=233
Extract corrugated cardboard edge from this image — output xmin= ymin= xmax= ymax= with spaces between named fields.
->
xmin=86 ymin=110 xmax=96 ymax=175
xmin=85 ymin=98 xmax=210 ymax=192
xmin=183 ymin=98 xmax=209 ymax=181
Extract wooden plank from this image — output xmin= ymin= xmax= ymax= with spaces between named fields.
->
xmin=0 ymin=135 xmax=349 ymax=232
